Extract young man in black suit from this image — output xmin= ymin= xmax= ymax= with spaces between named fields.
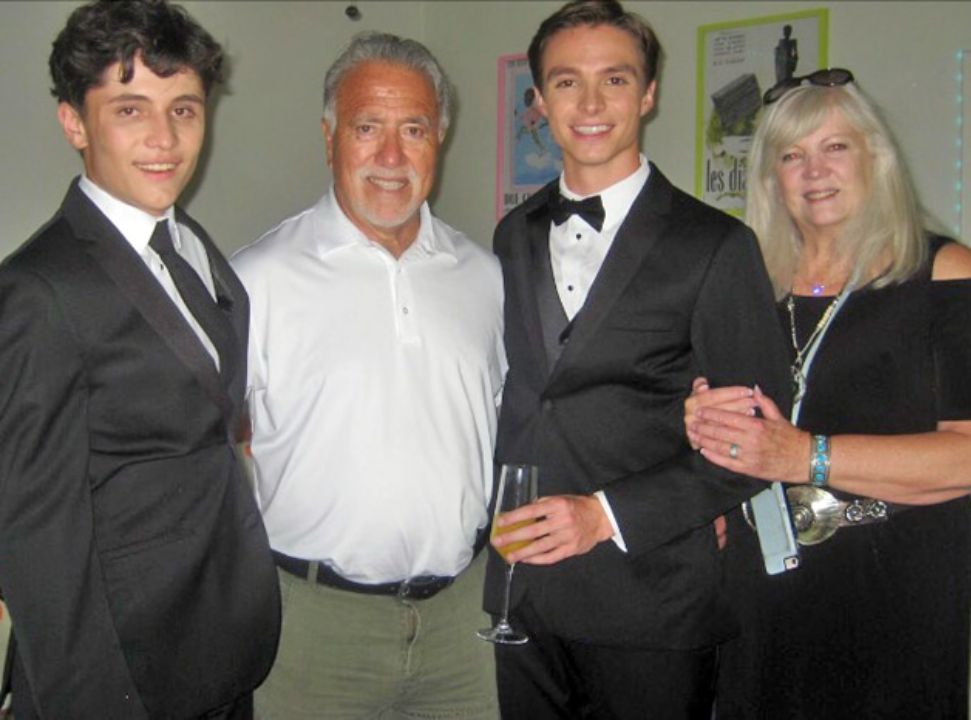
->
xmin=485 ymin=1 xmax=790 ymax=718
xmin=0 ymin=2 xmax=279 ymax=717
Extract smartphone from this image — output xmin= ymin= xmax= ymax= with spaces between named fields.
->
xmin=749 ymin=482 xmax=800 ymax=574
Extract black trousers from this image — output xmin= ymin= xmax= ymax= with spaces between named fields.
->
xmin=494 ymin=602 xmax=716 ymax=720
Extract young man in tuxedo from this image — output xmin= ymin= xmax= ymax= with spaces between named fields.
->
xmin=485 ymin=1 xmax=790 ymax=718
xmin=0 ymin=2 xmax=279 ymax=717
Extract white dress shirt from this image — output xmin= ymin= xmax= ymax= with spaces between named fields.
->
xmin=550 ymin=155 xmax=650 ymax=319
xmin=232 ymin=189 xmax=506 ymax=583
xmin=79 ymin=175 xmax=220 ymax=366
xmin=548 ymin=156 xmax=651 ymax=550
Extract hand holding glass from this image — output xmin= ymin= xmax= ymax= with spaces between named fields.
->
xmin=477 ymin=463 xmax=538 ymax=645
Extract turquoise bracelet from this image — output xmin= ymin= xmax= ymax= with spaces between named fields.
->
xmin=809 ymin=434 xmax=831 ymax=487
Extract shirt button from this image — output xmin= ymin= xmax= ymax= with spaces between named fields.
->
xmin=567 ymin=285 xmax=574 ymax=292
xmin=542 ymin=399 xmax=553 ymax=412
xmin=402 ymin=306 xmax=409 ymax=315
xmin=575 ymin=233 xmax=582 ymax=241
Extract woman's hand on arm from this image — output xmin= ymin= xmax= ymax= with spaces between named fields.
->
xmin=689 ymin=386 xmax=810 ymax=483
xmin=683 ymin=376 xmax=757 ymax=450
xmin=691 ymin=386 xmax=971 ymax=504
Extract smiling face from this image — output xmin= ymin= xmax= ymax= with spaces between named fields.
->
xmin=775 ymin=106 xmax=870 ymax=243
xmin=324 ymin=61 xmax=441 ymax=256
xmin=534 ymin=24 xmax=655 ymax=195
xmin=57 ymin=55 xmax=205 ymax=217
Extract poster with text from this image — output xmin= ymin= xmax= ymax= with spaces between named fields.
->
xmin=496 ymin=53 xmax=563 ymax=221
xmin=696 ymin=9 xmax=828 ymax=214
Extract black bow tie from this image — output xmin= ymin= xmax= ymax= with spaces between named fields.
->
xmin=548 ymin=192 xmax=605 ymax=232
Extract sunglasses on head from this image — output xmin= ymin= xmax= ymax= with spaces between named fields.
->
xmin=762 ymin=68 xmax=855 ymax=105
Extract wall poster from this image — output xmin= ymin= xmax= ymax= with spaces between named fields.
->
xmin=496 ymin=53 xmax=563 ymax=221
xmin=695 ymin=9 xmax=829 ymax=214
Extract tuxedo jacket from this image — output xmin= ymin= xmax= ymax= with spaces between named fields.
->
xmin=0 ymin=180 xmax=280 ymax=719
xmin=485 ymin=165 xmax=791 ymax=649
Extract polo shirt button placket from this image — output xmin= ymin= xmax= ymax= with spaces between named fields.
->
xmin=396 ymin=265 xmax=418 ymax=343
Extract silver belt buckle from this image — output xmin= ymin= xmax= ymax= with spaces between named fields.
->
xmin=785 ymin=486 xmax=889 ymax=546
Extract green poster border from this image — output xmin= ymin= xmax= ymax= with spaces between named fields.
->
xmin=694 ymin=8 xmax=830 ymax=206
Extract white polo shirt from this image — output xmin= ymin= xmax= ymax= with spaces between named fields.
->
xmin=232 ymin=189 xmax=506 ymax=583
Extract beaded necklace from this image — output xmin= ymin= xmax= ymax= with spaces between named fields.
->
xmin=786 ymin=290 xmax=848 ymax=404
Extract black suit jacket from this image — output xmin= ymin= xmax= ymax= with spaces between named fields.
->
xmin=486 ymin=165 xmax=791 ymax=649
xmin=0 ymin=180 xmax=280 ymax=719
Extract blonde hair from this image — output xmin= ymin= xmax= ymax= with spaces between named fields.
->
xmin=745 ymin=82 xmax=926 ymax=299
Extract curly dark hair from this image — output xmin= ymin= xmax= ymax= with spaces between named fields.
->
xmin=49 ymin=0 xmax=225 ymax=109
xmin=527 ymin=0 xmax=662 ymax=91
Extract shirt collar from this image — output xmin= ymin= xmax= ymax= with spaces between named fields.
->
xmin=558 ymin=154 xmax=650 ymax=235
xmin=315 ymin=185 xmax=455 ymax=261
xmin=79 ymin=174 xmax=177 ymax=253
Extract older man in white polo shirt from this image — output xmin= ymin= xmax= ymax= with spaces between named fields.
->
xmin=232 ymin=31 xmax=504 ymax=720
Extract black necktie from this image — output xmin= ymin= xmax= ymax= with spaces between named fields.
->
xmin=548 ymin=192 xmax=605 ymax=232
xmin=149 ymin=220 xmax=233 ymax=370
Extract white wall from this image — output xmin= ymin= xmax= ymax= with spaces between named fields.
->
xmin=1 ymin=1 xmax=968 ymax=259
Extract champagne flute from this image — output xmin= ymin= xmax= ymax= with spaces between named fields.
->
xmin=477 ymin=463 xmax=538 ymax=644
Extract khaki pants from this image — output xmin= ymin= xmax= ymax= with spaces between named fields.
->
xmin=256 ymin=551 xmax=498 ymax=720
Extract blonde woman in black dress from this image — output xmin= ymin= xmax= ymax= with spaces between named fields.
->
xmin=686 ymin=70 xmax=971 ymax=719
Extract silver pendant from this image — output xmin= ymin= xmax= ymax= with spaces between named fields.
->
xmin=791 ymin=364 xmax=806 ymax=404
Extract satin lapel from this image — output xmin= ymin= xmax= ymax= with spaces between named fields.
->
xmin=549 ymin=166 xmax=673 ymax=384
xmin=62 ymin=183 xmax=235 ymax=422
xmin=521 ymin=190 xmax=559 ymax=378
xmin=209 ymin=260 xmax=239 ymax=395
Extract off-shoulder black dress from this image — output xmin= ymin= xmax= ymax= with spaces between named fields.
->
xmin=717 ymin=236 xmax=971 ymax=719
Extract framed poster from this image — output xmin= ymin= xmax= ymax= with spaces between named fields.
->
xmin=695 ymin=9 xmax=828 ymax=214
xmin=496 ymin=53 xmax=563 ymax=221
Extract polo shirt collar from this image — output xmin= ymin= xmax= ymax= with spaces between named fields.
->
xmin=314 ymin=186 xmax=456 ymax=261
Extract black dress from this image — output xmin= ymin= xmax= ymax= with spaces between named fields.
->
xmin=717 ymin=237 xmax=971 ymax=719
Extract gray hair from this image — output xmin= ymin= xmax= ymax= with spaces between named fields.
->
xmin=746 ymin=81 xmax=926 ymax=299
xmin=322 ymin=31 xmax=454 ymax=138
